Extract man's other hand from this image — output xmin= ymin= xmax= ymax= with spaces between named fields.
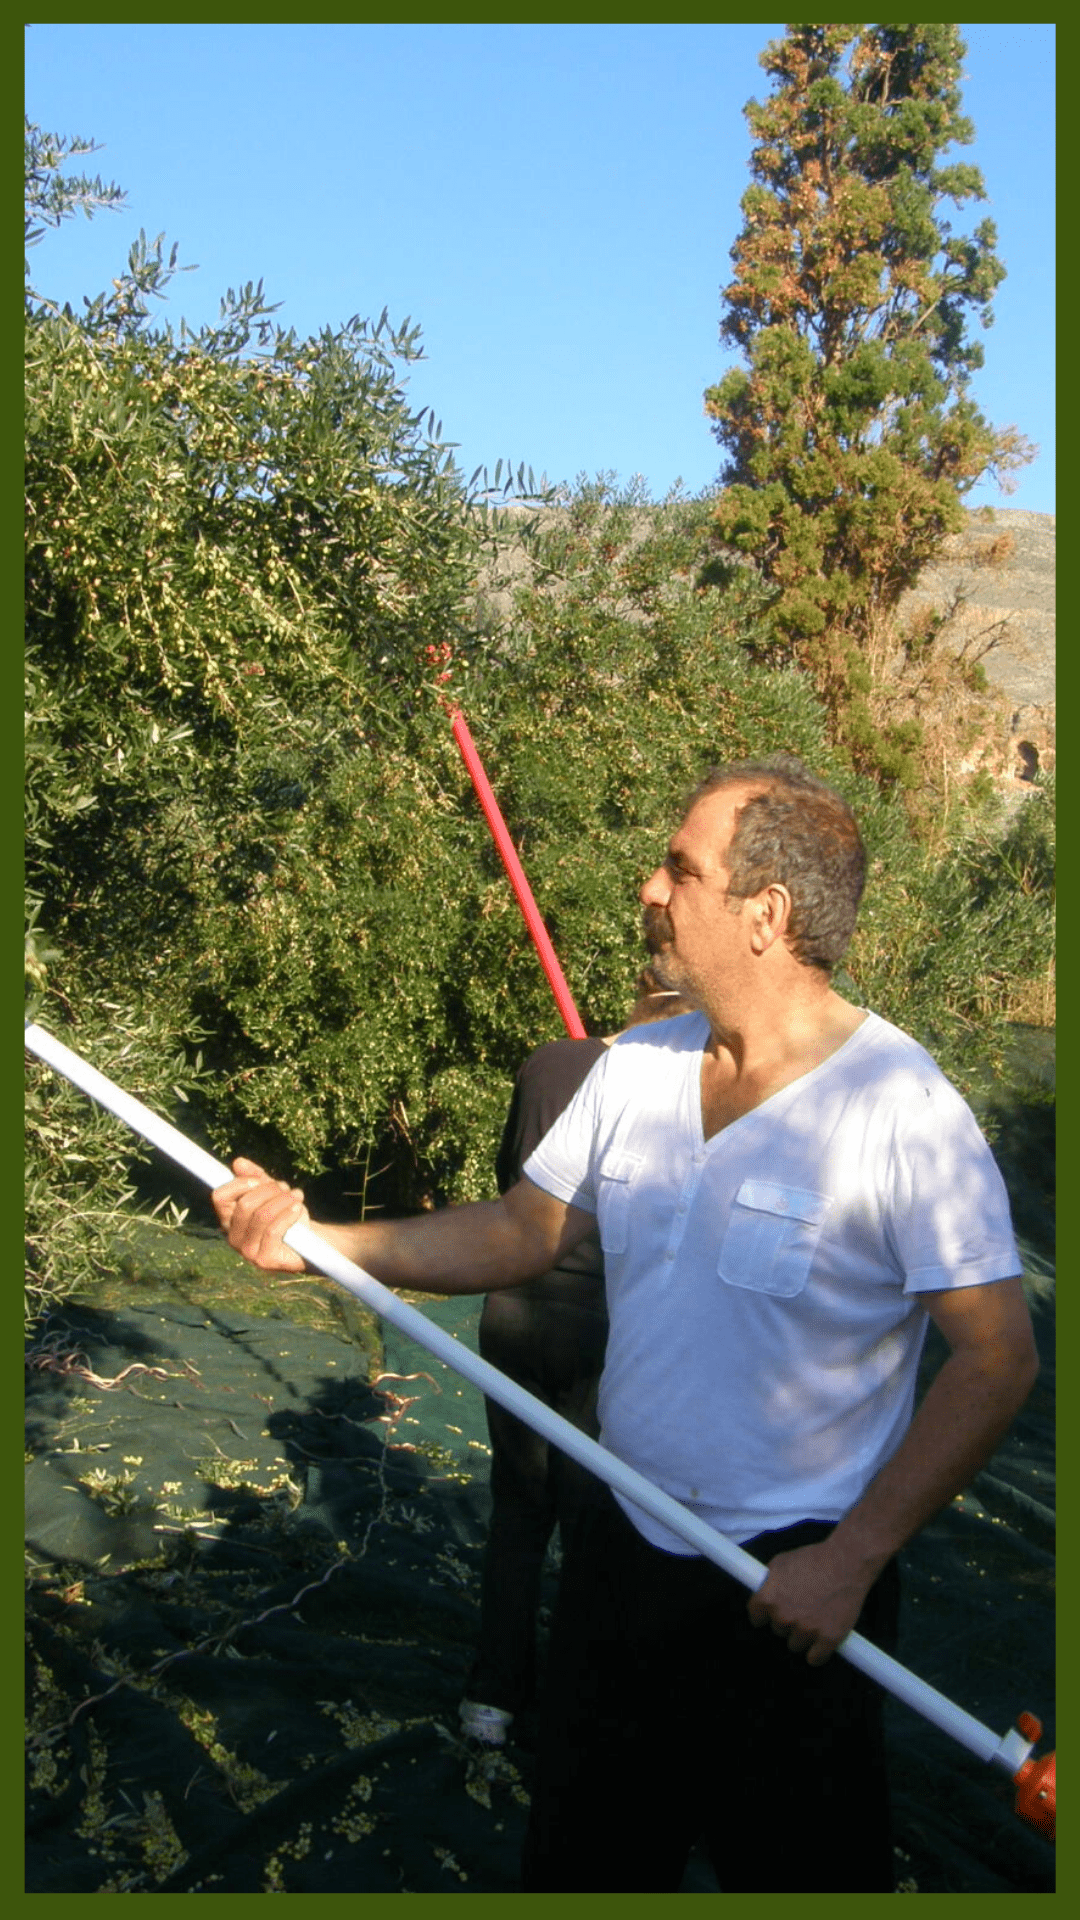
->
xmin=745 ymin=1538 xmax=878 ymax=1666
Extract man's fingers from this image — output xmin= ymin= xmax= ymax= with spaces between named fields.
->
xmin=210 ymin=1169 xmax=272 ymax=1233
xmin=233 ymin=1189 xmax=307 ymax=1268
xmin=804 ymin=1639 xmax=836 ymax=1668
xmin=782 ymin=1625 xmax=815 ymax=1654
xmin=237 ymin=1190 xmax=309 ymax=1267
xmin=748 ymin=1599 xmax=836 ymax=1664
xmin=242 ymin=1194 xmax=308 ymax=1272
xmin=211 ymin=1163 xmax=309 ymax=1272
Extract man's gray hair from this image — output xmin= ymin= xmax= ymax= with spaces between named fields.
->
xmin=692 ymin=755 xmax=866 ymax=973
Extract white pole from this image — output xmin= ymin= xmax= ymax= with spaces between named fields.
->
xmin=24 ymin=1020 xmax=1034 ymax=1778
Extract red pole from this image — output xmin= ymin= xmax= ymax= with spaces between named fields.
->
xmin=450 ymin=708 xmax=587 ymax=1038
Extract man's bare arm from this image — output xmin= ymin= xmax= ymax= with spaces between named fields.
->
xmin=747 ymin=1273 xmax=1039 ymax=1663
xmin=211 ymin=1159 xmax=593 ymax=1295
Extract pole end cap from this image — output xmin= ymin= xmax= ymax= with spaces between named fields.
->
xmin=1014 ymin=1748 xmax=1055 ymax=1842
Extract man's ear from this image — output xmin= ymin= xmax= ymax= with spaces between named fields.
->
xmin=750 ymin=883 xmax=792 ymax=954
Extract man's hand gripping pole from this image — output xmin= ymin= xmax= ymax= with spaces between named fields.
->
xmin=24 ymin=1020 xmax=1054 ymax=1842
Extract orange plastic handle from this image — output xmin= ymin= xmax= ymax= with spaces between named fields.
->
xmin=1014 ymin=1751 xmax=1055 ymax=1841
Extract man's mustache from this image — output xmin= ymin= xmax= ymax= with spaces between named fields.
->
xmin=642 ymin=904 xmax=674 ymax=953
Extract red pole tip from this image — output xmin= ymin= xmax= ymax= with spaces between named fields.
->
xmin=1014 ymin=1751 xmax=1055 ymax=1842
xmin=448 ymin=707 xmax=587 ymax=1039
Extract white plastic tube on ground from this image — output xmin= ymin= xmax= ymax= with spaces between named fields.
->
xmin=24 ymin=1020 xmax=1034 ymax=1778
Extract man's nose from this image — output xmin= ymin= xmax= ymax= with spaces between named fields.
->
xmin=639 ymin=865 xmax=671 ymax=908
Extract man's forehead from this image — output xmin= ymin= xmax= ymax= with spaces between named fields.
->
xmin=673 ymin=783 xmax=760 ymax=862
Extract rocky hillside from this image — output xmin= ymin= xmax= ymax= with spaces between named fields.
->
xmin=476 ymin=501 xmax=1055 ymax=785
xmin=897 ymin=509 xmax=1055 ymax=780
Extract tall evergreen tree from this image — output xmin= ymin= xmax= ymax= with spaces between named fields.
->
xmin=705 ymin=23 xmax=1033 ymax=771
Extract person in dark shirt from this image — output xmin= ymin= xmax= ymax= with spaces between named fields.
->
xmin=460 ymin=973 xmax=692 ymax=1748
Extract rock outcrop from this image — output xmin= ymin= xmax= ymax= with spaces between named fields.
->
xmin=896 ymin=508 xmax=1055 ymax=781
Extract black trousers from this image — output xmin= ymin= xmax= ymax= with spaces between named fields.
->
xmin=465 ymin=1286 xmax=608 ymax=1715
xmin=521 ymin=1488 xmax=900 ymax=1892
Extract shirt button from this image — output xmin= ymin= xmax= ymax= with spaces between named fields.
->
xmin=664 ymin=1250 xmax=674 ymax=1261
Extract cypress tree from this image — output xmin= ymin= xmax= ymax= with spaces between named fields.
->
xmin=705 ymin=23 xmax=1033 ymax=774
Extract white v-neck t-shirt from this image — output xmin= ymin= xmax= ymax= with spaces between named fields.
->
xmin=523 ymin=1010 xmax=1021 ymax=1551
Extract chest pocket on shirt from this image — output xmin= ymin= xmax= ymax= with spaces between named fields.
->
xmin=596 ymin=1151 xmax=642 ymax=1256
xmin=718 ymin=1180 xmax=832 ymax=1298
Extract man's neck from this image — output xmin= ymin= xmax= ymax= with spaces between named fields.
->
xmin=699 ymin=985 xmax=866 ymax=1138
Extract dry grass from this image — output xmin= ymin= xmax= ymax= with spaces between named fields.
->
xmin=1001 ymin=959 xmax=1056 ymax=1030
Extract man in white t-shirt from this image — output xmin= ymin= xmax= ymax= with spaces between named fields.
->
xmin=213 ymin=755 xmax=1038 ymax=1891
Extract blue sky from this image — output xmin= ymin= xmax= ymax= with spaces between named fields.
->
xmin=25 ymin=21 xmax=1054 ymax=513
